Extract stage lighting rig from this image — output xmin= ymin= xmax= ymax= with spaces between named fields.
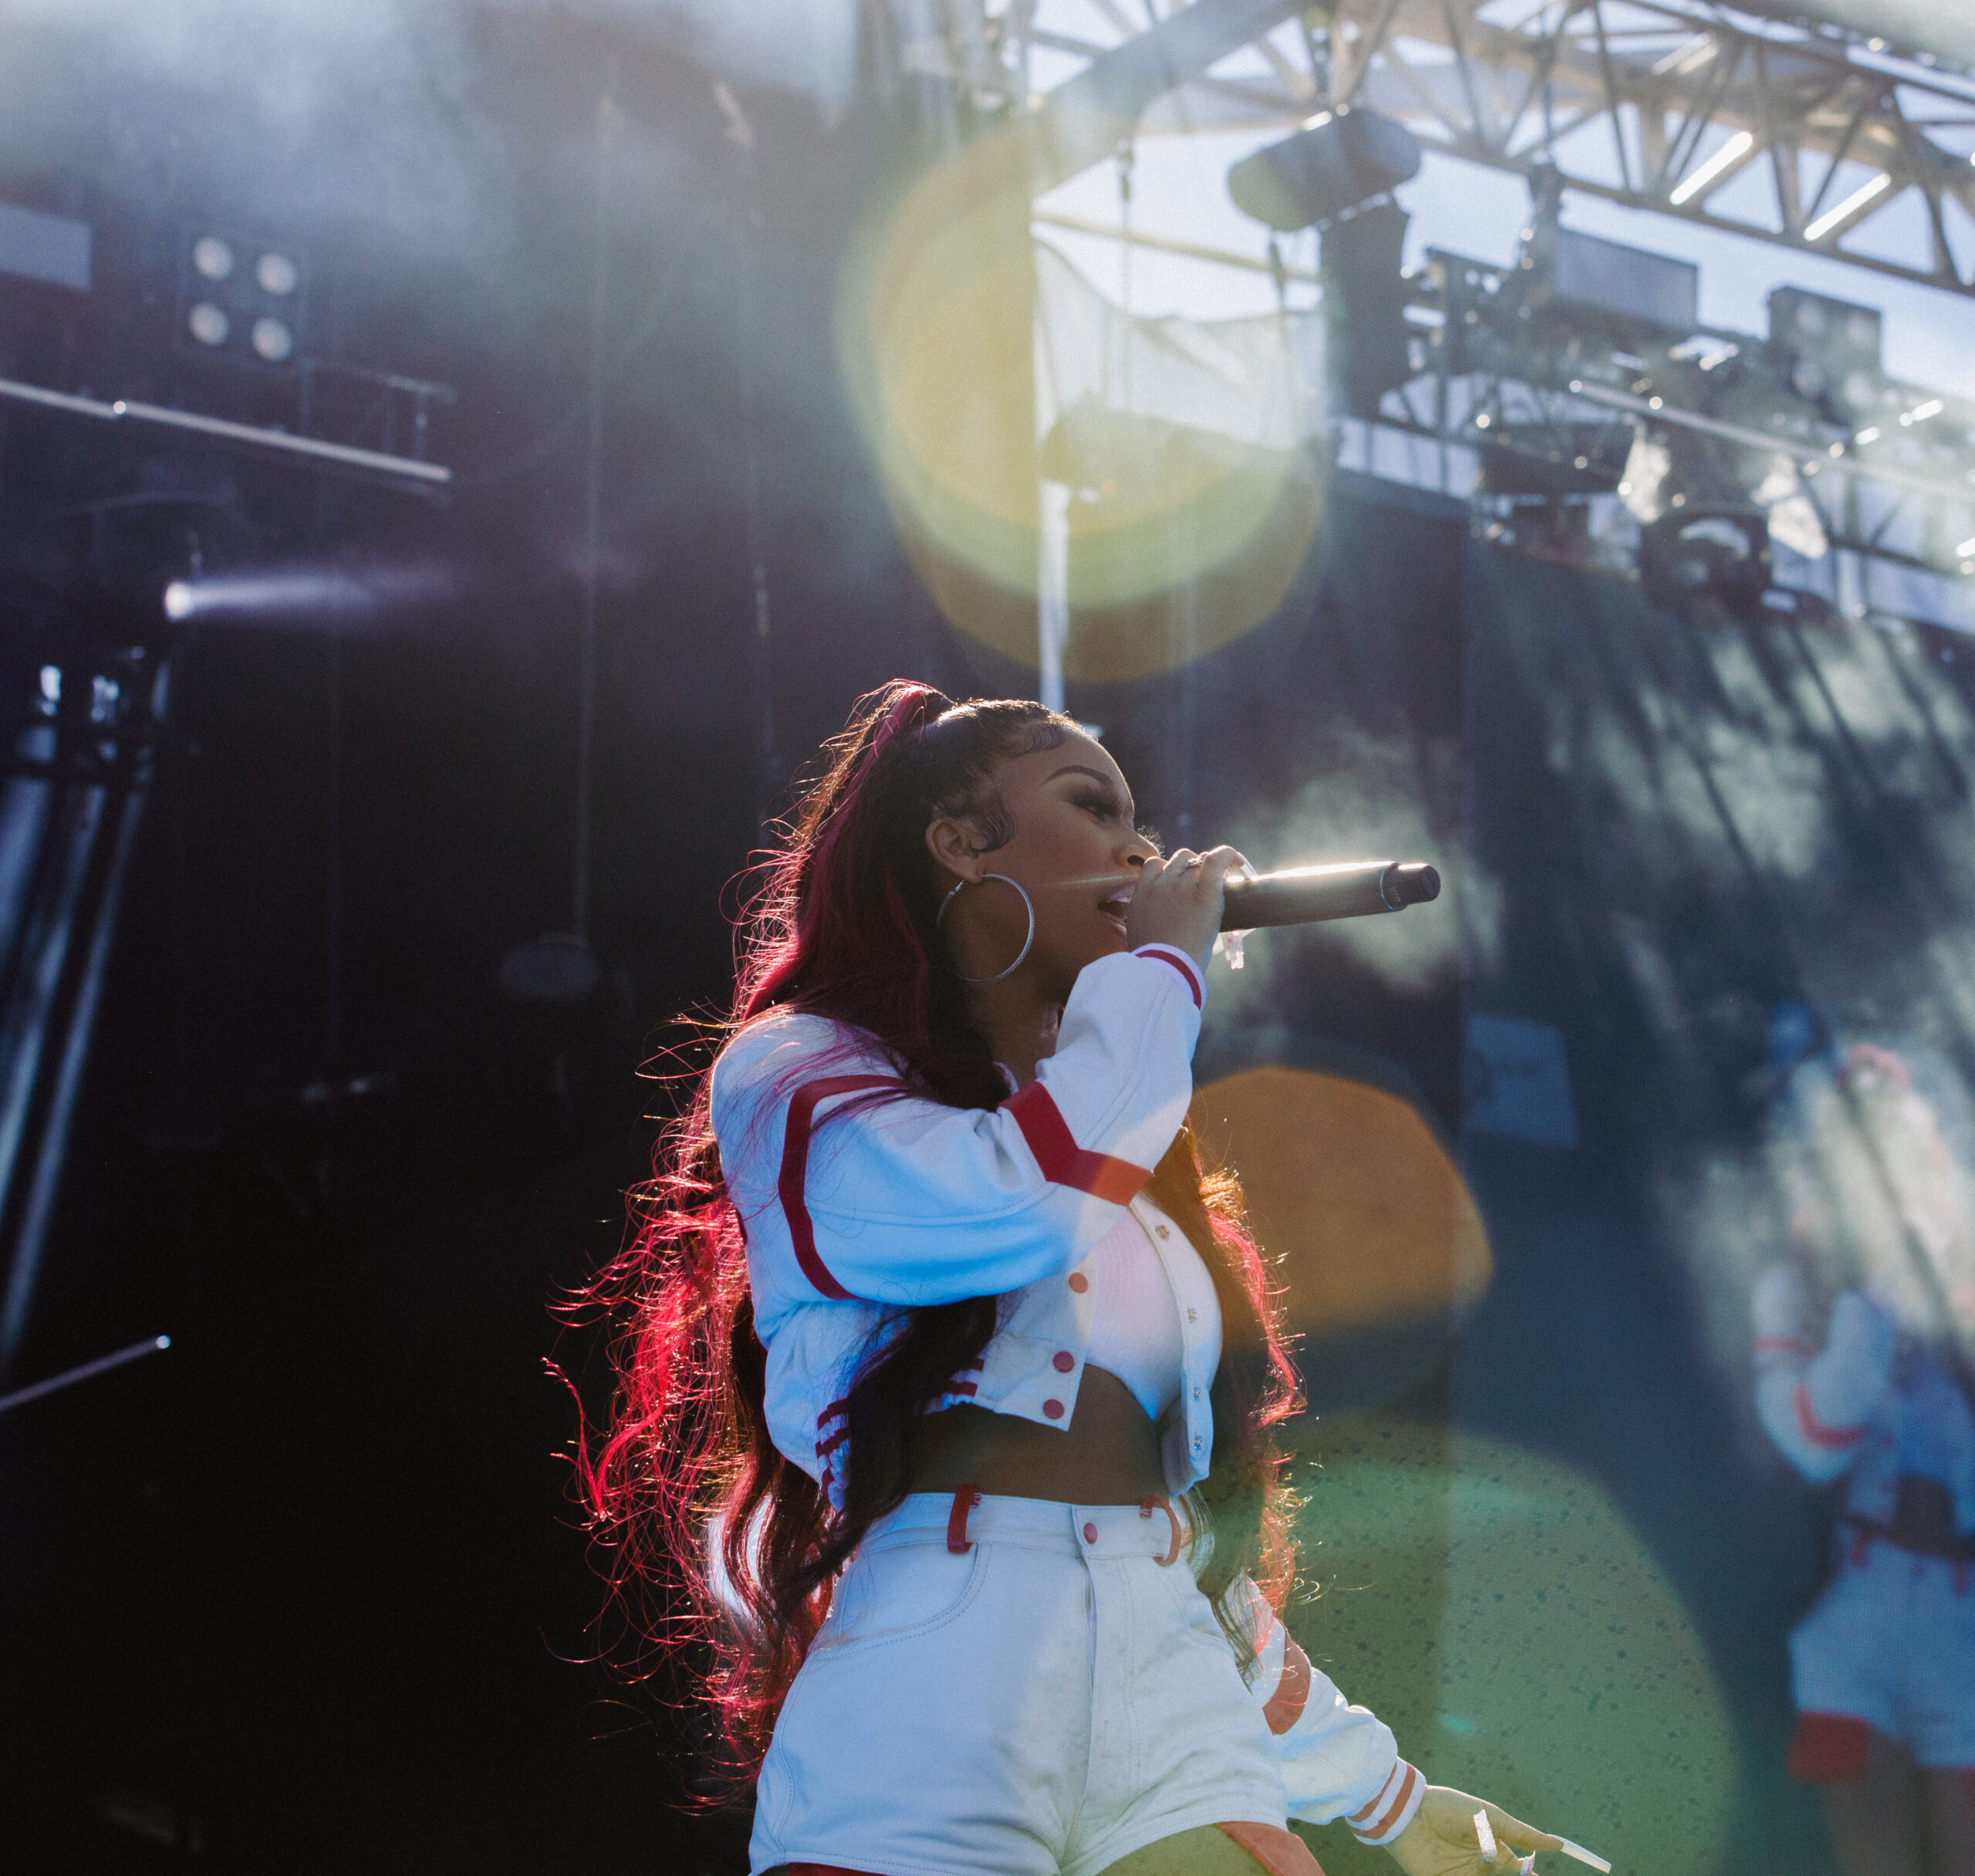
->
xmin=1226 ymin=109 xmax=1421 ymax=235
xmin=1227 ymin=111 xmax=1424 ymax=423
xmin=0 ymin=190 xmax=449 ymax=491
xmin=177 ymin=224 xmax=307 ymax=373
xmin=1373 ymin=221 xmax=1975 ymax=619
xmin=1767 ymin=288 xmax=1887 ymax=432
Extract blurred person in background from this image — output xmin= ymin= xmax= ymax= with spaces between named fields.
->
xmin=1754 ymin=1038 xmax=1975 ymax=1876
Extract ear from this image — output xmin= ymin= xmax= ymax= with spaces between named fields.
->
xmin=923 ymin=814 xmax=984 ymax=885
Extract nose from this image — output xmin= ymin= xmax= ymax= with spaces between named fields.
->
xmin=1122 ymin=835 xmax=1156 ymax=870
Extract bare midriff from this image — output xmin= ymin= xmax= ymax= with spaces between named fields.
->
xmin=908 ymin=1365 xmax=1170 ymax=1504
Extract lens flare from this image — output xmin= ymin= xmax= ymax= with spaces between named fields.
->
xmin=1289 ymin=1416 xmax=1734 ymax=1871
xmin=838 ymin=127 xmax=1322 ymax=680
xmin=1191 ymin=1066 xmax=1491 ymax=1334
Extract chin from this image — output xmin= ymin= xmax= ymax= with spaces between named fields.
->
xmin=1087 ymin=922 xmax=1131 ymax=963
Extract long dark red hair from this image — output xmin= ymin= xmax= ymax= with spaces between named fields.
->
xmin=573 ymin=680 xmax=1302 ymax=1782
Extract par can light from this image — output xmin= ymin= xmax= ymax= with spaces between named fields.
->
xmin=191 ymin=235 xmax=234 ymax=280
xmin=250 ymin=317 xmax=294 ymax=363
xmin=186 ymin=302 xmax=230 ymax=346
xmin=256 ymin=251 xmax=299 ymax=296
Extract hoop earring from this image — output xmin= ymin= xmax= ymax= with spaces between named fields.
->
xmin=935 ymin=872 xmax=1035 ymax=984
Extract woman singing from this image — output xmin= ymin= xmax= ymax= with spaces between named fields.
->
xmin=583 ymin=682 xmax=1560 ymax=1876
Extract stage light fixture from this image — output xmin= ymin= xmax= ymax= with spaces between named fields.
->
xmin=1226 ymin=108 xmax=1422 ymax=232
xmin=255 ymin=251 xmax=298 ymax=296
xmin=176 ymin=224 xmax=306 ymax=372
xmin=1639 ymin=508 xmax=1771 ymax=618
xmin=1804 ymin=174 xmax=1891 ymax=243
xmin=1669 ymin=130 xmax=1753 ymax=207
xmin=191 ymin=235 xmax=234 ymax=280
xmin=186 ymin=302 xmax=229 ymax=346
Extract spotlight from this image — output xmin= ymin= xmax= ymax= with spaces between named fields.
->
xmin=1639 ymin=509 xmax=1771 ymax=618
xmin=255 ymin=251 xmax=299 ymax=296
xmin=186 ymin=302 xmax=230 ymax=346
xmin=191 ymin=235 xmax=234 ymax=281
xmin=1227 ymin=109 xmax=1422 ymax=232
xmin=177 ymin=224 xmax=306 ymax=372
xmin=1768 ymin=288 xmax=1884 ymax=426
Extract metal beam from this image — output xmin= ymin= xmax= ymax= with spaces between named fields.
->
xmin=1014 ymin=0 xmax=1975 ymax=297
xmin=0 ymin=376 xmax=452 ymax=488
xmin=1025 ymin=0 xmax=1307 ymax=194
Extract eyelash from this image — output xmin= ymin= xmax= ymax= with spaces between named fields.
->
xmin=1076 ymin=791 xmax=1157 ymax=845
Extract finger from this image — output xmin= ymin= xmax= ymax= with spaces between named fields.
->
xmin=1474 ymin=1824 xmax=1520 ymax=1874
xmin=1183 ymin=848 xmax=1239 ymax=886
xmin=1487 ymin=1805 xmax=1563 ymax=1857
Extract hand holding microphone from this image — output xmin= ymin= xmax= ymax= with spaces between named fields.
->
xmin=1128 ymin=849 xmax=1443 ymax=970
xmin=1125 ymin=846 xmax=1250 ymax=968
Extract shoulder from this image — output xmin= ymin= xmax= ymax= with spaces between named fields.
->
xmin=712 ymin=1009 xmax=901 ymax=1108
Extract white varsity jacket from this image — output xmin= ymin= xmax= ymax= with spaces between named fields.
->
xmin=1753 ymin=1263 xmax=1975 ymax=1537
xmin=710 ymin=941 xmax=1426 ymax=1844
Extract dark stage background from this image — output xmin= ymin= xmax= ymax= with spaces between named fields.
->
xmin=2 ymin=8 xmax=1972 ymax=1874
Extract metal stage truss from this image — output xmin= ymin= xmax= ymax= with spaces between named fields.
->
xmin=983 ymin=1 xmax=1975 ymax=297
xmin=895 ymin=1 xmax=1975 ymax=629
xmin=0 ymin=657 xmax=161 ymax=1375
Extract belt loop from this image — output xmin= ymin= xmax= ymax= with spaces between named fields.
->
xmin=1139 ymin=1493 xmax=1185 ymax=1567
xmin=947 ymin=1486 xmax=982 ymax=1554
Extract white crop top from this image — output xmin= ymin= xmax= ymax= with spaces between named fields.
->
xmin=1084 ymin=1206 xmax=1222 ymax=1422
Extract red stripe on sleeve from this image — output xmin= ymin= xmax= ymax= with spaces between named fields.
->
xmin=1348 ymin=1763 xmax=1401 ymax=1827
xmin=1262 ymin=1637 xmax=1313 ymax=1736
xmin=1132 ymin=943 xmax=1204 ymax=1008
xmin=778 ymin=1075 xmax=904 ymax=1301
xmin=1793 ymin=1382 xmax=1867 ymax=1450
xmin=1004 ymin=1081 xmax=1151 ymax=1206
xmin=1353 ymin=1762 xmax=1420 ymax=1844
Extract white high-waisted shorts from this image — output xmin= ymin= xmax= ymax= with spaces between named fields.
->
xmin=1791 ymin=1535 xmax=1975 ymax=1767
xmin=751 ymin=1492 xmax=1291 ymax=1876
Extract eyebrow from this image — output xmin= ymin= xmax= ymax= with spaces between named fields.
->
xmin=1047 ymin=764 xmax=1136 ymax=819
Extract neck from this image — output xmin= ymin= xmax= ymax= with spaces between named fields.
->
xmin=964 ymin=976 xmax=1062 ymax=1088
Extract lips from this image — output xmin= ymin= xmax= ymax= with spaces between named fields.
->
xmin=1099 ymin=884 xmax=1133 ymax=934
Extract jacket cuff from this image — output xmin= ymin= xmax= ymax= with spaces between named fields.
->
xmin=1133 ymin=943 xmax=1204 ymax=1010
xmin=1347 ymin=1760 xmax=1424 ymax=1847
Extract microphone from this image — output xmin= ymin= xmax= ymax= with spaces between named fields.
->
xmin=1220 ymin=859 xmax=1440 ymax=930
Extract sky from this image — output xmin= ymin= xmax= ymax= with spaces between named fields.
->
xmin=1028 ymin=2 xmax=1975 ymax=403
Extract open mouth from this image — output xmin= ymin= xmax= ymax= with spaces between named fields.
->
xmin=1098 ymin=886 xmax=1133 ymax=934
